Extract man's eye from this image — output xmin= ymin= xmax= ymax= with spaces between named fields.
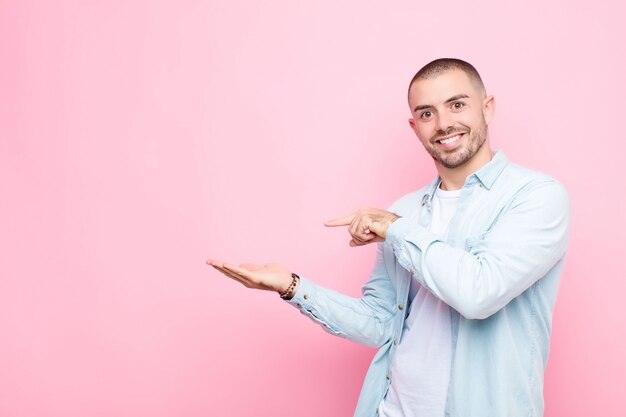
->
xmin=452 ymin=102 xmax=465 ymax=109
xmin=420 ymin=111 xmax=433 ymax=119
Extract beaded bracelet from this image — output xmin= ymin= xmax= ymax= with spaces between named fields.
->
xmin=279 ymin=273 xmax=300 ymax=299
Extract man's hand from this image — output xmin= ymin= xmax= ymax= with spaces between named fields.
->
xmin=206 ymin=260 xmax=295 ymax=294
xmin=325 ymin=207 xmax=400 ymax=247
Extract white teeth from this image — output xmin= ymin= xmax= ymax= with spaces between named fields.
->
xmin=440 ymin=134 xmax=461 ymax=145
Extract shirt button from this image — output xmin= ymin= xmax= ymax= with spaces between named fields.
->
xmin=303 ymin=293 xmax=309 ymax=300
xmin=479 ymin=184 xmax=484 ymax=188
xmin=393 ymin=339 xmax=398 ymax=345
xmin=397 ymin=304 xmax=404 ymax=310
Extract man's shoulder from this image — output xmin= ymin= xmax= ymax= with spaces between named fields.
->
xmin=495 ymin=159 xmax=570 ymax=215
xmin=500 ymin=159 xmax=568 ymax=193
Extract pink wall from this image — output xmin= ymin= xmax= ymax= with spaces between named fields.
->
xmin=1 ymin=1 xmax=624 ymax=416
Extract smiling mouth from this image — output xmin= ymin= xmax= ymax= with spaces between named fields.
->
xmin=436 ymin=133 xmax=464 ymax=145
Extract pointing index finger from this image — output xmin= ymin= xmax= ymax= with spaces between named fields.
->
xmin=324 ymin=213 xmax=355 ymax=227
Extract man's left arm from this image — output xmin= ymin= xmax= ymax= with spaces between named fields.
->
xmin=328 ymin=179 xmax=571 ymax=320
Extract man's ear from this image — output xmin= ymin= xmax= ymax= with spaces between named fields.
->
xmin=483 ymin=95 xmax=495 ymax=125
xmin=408 ymin=118 xmax=417 ymax=131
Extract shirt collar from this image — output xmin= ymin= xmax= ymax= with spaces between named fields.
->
xmin=425 ymin=149 xmax=509 ymax=199
xmin=472 ymin=149 xmax=508 ymax=190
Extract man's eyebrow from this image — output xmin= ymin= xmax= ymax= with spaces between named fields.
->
xmin=413 ymin=94 xmax=470 ymax=113
xmin=413 ymin=103 xmax=433 ymax=112
xmin=445 ymin=94 xmax=470 ymax=103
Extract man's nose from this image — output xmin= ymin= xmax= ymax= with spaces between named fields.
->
xmin=435 ymin=111 xmax=454 ymax=133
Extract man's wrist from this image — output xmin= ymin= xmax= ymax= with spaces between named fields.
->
xmin=382 ymin=213 xmax=401 ymax=238
xmin=279 ymin=273 xmax=300 ymax=300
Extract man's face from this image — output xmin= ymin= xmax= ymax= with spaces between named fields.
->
xmin=408 ymin=69 xmax=494 ymax=169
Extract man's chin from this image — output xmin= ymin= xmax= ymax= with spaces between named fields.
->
xmin=435 ymin=152 xmax=471 ymax=169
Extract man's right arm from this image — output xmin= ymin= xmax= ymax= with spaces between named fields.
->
xmin=207 ymin=243 xmax=397 ymax=349
xmin=284 ymin=244 xmax=397 ymax=348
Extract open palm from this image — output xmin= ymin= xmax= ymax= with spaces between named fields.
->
xmin=206 ymin=259 xmax=293 ymax=293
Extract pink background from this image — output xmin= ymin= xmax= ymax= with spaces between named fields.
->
xmin=1 ymin=1 xmax=624 ymax=416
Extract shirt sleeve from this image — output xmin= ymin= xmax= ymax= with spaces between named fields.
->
xmin=385 ymin=179 xmax=571 ymax=319
xmin=285 ymin=244 xmax=397 ymax=348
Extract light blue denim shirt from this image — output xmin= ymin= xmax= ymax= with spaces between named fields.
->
xmin=287 ymin=150 xmax=570 ymax=417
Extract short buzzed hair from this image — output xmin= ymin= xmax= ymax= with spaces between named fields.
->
xmin=408 ymin=58 xmax=486 ymax=99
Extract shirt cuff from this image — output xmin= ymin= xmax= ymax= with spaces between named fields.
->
xmin=386 ymin=216 xmax=427 ymax=250
xmin=385 ymin=216 xmax=440 ymax=274
xmin=284 ymin=276 xmax=315 ymax=308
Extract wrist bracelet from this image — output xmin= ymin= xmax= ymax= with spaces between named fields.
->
xmin=279 ymin=273 xmax=300 ymax=299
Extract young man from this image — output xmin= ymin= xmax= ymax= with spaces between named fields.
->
xmin=208 ymin=58 xmax=570 ymax=417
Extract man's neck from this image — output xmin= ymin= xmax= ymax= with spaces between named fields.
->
xmin=437 ymin=146 xmax=494 ymax=191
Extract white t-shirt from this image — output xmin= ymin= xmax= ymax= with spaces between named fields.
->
xmin=379 ymin=186 xmax=461 ymax=417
